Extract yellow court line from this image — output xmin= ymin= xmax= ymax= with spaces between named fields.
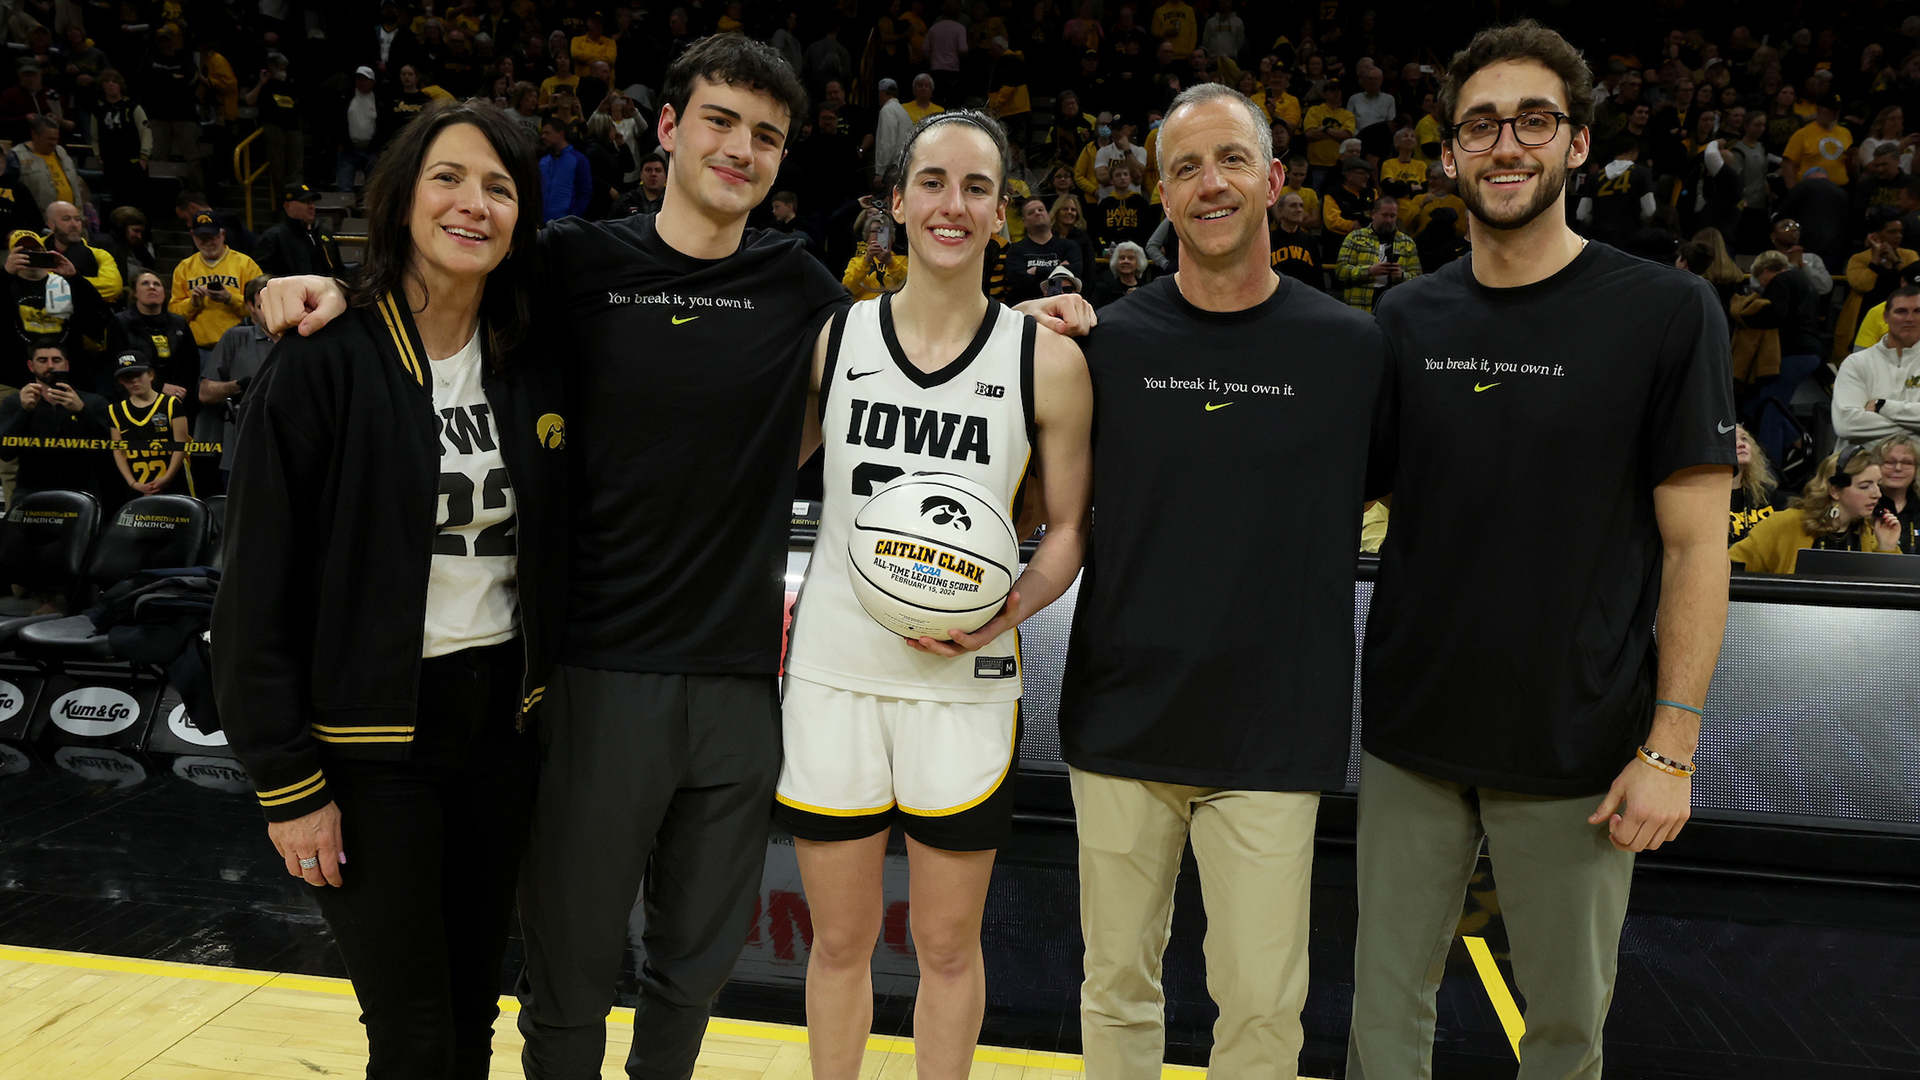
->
xmin=0 ymin=943 xmax=1223 ymax=1077
xmin=1462 ymin=935 xmax=1524 ymax=1061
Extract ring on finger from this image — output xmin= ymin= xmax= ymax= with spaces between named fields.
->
xmin=298 ymin=856 xmax=319 ymax=870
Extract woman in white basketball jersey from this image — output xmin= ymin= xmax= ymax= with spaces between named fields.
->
xmin=778 ymin=111 xmax=1095 ymax=1080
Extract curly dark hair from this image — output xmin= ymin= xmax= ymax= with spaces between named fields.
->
xmin=1438 ymin=19 xmax=1595 ymax=138
xmin=661 ymin=34 xmax=809 ymax=138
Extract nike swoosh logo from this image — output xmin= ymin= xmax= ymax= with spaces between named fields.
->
xmin=1204 ymin=401 xmax=1233 ymax=411
xmin=671 ymin=315 xmax=699 ymax=325
xmin=847 ymin=369 xmax=884 ymax=381
xmin=1718 ymin=422 xmax=1736 ymax=433
xmin=1473 ymin=382 xmax=1500 ymax=392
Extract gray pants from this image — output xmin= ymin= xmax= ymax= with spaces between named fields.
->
xmin=1346 ymin=752 xmax=1635 ymax=1080
xmin=516 ymin=666 xmax=782 ymax=1080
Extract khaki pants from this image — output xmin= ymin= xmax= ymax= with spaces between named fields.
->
xmin=1346 ymin=752 xmax=1635 ymax=1080
xmin=1072 ymin=767 xmax=1319 ymax=1080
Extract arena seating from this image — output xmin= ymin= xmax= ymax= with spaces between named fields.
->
xmin=0 ymin=490 xmax=219 ymax=755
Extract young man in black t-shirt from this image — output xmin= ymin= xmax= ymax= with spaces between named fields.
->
xmin=263 ymin=39 xmax=1093 ymax=1080
xmin=1351 ymin=24 xmax=1734 ymax=1080
xmin=1059 ymin=83 xmax=1384 ymax=1079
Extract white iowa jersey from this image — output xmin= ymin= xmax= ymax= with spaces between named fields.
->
xmin=787 ymin=294 xmax=1036 ymax=703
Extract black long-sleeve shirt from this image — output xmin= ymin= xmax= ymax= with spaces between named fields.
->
xmin=0 ymin=383 xmax=113 ymax=497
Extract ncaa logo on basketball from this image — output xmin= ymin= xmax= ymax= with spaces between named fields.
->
xmin=49 ymin=687 xmax=141 ymax=738
xmin=536 ymin=413 xmax=567 ymax=449
xmin=849 ymin=474 xmax=1017 ymax=640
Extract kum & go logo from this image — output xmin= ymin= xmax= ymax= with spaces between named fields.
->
xmin=49 ymin=687 xmax=141 ymax=737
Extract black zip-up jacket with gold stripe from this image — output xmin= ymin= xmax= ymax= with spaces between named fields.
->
xmin=212 ymin=293 xmax=568 ymax=822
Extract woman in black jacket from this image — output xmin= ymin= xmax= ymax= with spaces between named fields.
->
xmin=212 ymin=99 xmax=565 ymax=1080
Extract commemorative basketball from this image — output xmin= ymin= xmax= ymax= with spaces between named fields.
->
xmin=848 ymin=473 xmax=1018 ymax=640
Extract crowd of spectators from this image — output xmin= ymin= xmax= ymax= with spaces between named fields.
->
xmin=4 ymin=2 xmax=1920 ymax=574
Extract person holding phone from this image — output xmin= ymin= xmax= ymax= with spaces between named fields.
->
xmin=1334 ymin=194 xmax=1420 ymax=312
xmin=168 ymin=212 xmax=263 ymax=367
xmin=5 ymin=228 xmax=110 ymax=391
xmin=0 ymin=343 xmax=112 ymax=509
xmin=842 ymin=208 xmax=907 ymax=300
xmin=1729 ymin=448 xmax=1903 ymax=572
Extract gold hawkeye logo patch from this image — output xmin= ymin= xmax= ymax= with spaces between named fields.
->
xmin=536 ymin=413 xmax=567 ymax=449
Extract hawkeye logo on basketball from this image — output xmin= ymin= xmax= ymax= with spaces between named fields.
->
xmin=872 ymin=539 xmax=986 ymax=586
xmin=844 ymin=399 xmax=992 ymax=463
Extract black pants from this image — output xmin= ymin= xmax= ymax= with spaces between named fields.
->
xmin=515 ymin=667 xmax=782 ymax=1080
xmin=312 ymin=640 xmax=535 ymax=1080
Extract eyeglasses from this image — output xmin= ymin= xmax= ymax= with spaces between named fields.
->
xmin=1448 ymin=111 xmax=1570 ymax=152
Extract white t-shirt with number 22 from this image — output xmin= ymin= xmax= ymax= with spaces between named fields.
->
xmin=423 ymin=329 xmax=519 ymax=658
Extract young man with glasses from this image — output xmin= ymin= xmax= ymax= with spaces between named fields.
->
xmin=1349 ymin=21 xmax=1735 ymax=1080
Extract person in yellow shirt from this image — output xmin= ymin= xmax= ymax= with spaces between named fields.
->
xmin=169 ymin=213 xmax=263 ymax=349
xmin=985 ymin=38 xmax=1030 ymax=136
xmin=1074 ymin=120 xmax=1110 ymax=199
xmin=1783 ymin=94 xmax=1854 ymax=186
xmin=843 ymin=214 xmax=908 ymax=301
xmin=540 ymin=53 xmax=580 ymax=107
xmin=45 ymin=200 xmax=122 ymax=307
xmin=198 ymin=41 xmax=239 ymax=123
xmin=1835 ymin=211 xmax=1918 ymax=360
xmin=1414 ymin=92 xmax=1445 ymax=163
xmin=1150 ymin=0 xmax=1196 ymax=56
xmin=571 ymin=14 xmax=617 ymax=83
xmin=1279 ymin=154 xmax=1319 ymax=226
xmin=902 ymin=0 xmax=929 ymax=65
xmin=904 ymin=73 xmax=945 ymax=124
xmin=1379 ymin=129 xmax=1428 ymax=197
xmin=1251 ymin=67 xmax=1300 ymax=132
xmin=1402 ymin=164 xmax=1468 ymax=239
xmin=1729 ymin=448 xmax=1903 ymax=572
xmin=1301 ymin=81 xmax=1356 ymax=189
xmin=448 ymin=0 xmax=483 ymax=35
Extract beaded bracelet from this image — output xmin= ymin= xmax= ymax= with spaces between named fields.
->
xmin=1654 ymin=698 xmax=1705 ymax=717
xmin=1637 ymin=746 xmax=1697 ymax=778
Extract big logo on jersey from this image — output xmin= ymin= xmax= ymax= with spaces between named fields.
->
xmin=844 ymin=400 xmax=992 ymax=464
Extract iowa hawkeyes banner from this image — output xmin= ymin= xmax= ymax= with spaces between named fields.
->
xmin=0 ymin=436 xmax=224 ymax=453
